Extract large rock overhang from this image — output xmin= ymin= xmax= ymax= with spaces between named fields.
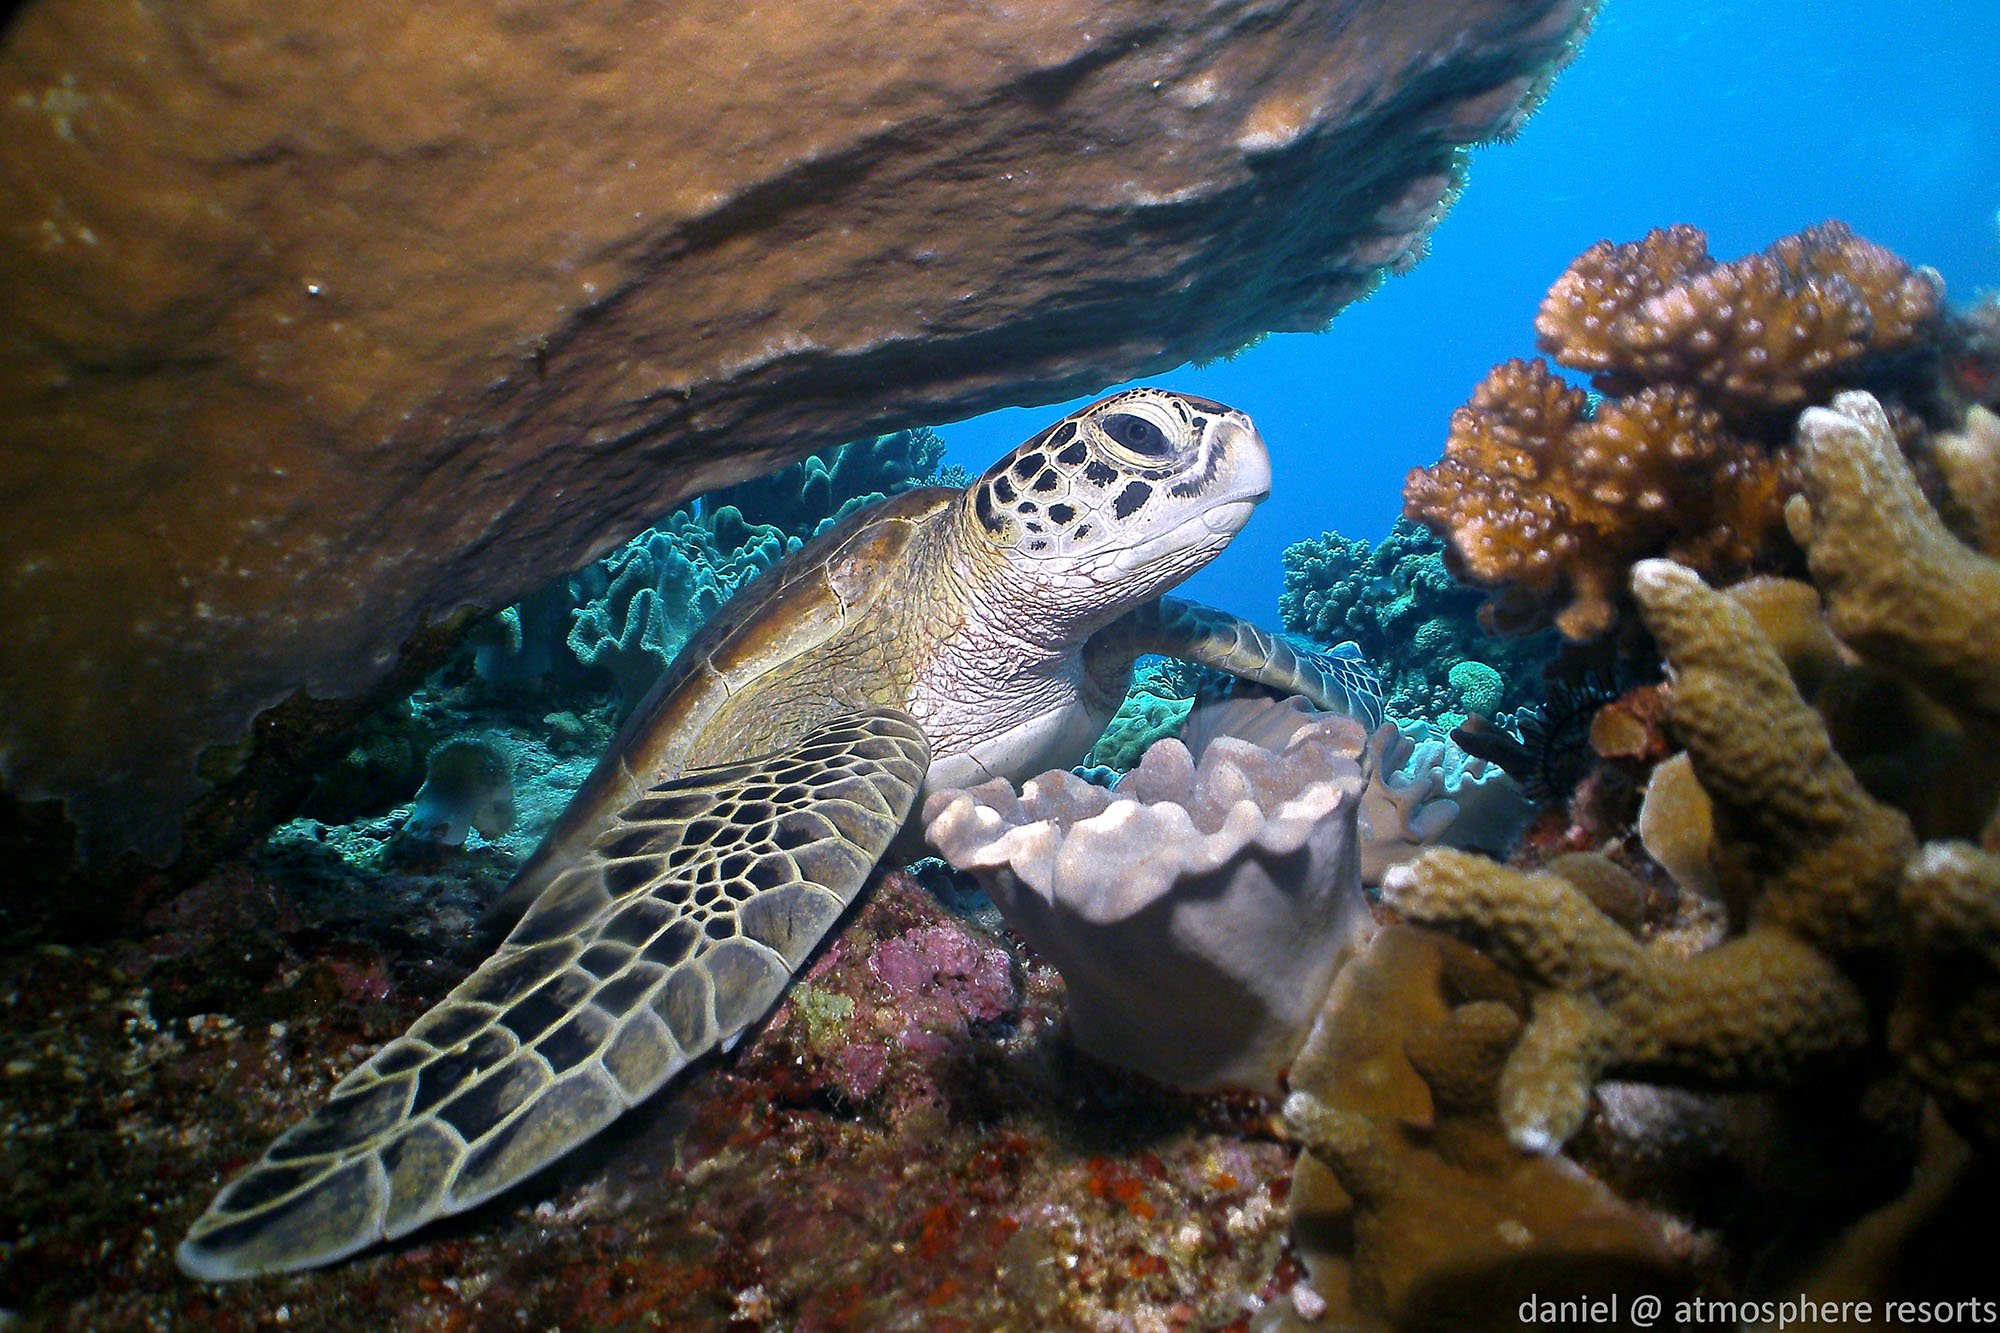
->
xmin=0 ymin=0 xmax=1594 ymax=866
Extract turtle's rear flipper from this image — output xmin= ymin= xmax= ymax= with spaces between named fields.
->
xmin=177 ymin=709 xmax=928 ymax=1281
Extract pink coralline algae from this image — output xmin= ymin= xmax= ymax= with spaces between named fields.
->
xmin=757 ymin=878 xmax=1023 ymax=1121
xmin=870 ymin=924 xmax=1019 ymax=1033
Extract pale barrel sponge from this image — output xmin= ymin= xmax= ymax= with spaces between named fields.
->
xmin=923 ymin=713 xmax=1377 ymax=1093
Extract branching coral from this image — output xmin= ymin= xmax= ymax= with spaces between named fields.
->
xmin=1537 ymin=222 xmax=1942 ymax=409
xmin=923 ymin=712 xmax=1375 ymax=1093
xmin=1787 ymin=394 xmax=2000 ymax=722
xmin=1405 ymin=223 xmax=1945 ymax=641
xmin=1404 ymin=357 xmax=1792 ymax=638
xmin=1384 ymin=392 xmax=2000 ymax=1162
xmin=1280 ymin=926 xmax=1688 ymax=1329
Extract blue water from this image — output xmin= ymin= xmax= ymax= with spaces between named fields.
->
xmin=936 ymin=0 xmax=2000 ymax=624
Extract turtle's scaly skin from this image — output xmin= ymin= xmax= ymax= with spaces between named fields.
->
xmin=179 ymin=388 xmax=1371 ymax=1279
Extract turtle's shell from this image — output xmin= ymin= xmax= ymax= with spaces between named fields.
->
xmin=500 ymin=486 xmax=957 ymax=916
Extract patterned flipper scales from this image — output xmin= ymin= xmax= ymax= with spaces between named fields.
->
xmin=1113 ymin=597 xmax=1386 ymax=729
xmin=177 ymin=710 xmax=929 ymax=1281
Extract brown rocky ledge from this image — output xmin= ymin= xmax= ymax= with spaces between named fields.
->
xmin=0 ymin=0 xmax=1592 ymax=886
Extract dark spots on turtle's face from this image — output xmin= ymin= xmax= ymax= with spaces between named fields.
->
xmin=1026 ymin=539 xmax=1048 ymax=552
xmin=1083 ymin=460 xmax=1119 ymax=488
xmin=1019 ymin=501 xmax=1038 ymax=515
xmin=974 ymin=485 xmax=1006 ymax=533
xmin=1169 ymin=447 xmax=1222 ymax=498
xmin=1031 ymin=471 xmax=1060 ymax=493
xmin=1010 ymin=453 xmax=1042 ymax=481
xmin=1113 ymin=480 xmax=1153 ymax=519
xmin=1046 ymin=421 xmax=1077 ymax=451
xmin=1074 ymin=523 xmax=1092 ymax=540
xmin=1056 ymin=440 xmax=1088 ymax=466
xmin=993 ymin=476 xmax=1016 ymax=503
xmin=1024 ymin=521 xmax=1043 ymax=534
xmin=1048 ymin=503 xmax=1076 ymax=526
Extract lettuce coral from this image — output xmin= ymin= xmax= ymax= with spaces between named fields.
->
xmin=476 ymin=431 xmax=944 ymax=705
xmin=1404 ymin=222 xmax=1945 ymax=641
xmin=1384 ymin=392 xmax=2000 ymax=1163
xmin=696 ymin=428 xmax=948 ymax=538
xmin=564 ymin=509 xmax=792 ymax=709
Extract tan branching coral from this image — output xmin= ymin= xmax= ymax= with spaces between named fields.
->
xmin=1894 ymin=841 xmax=2000 ymax=1146
xmin=1537 ymin=222 xmax=1942 ymax=409
xmin=1404 ymin=358 xmax=1792 ymax=637
xmin=1279 ymin=926 xmax=1689 ymax=1328
xmin=1386 ymin=391 xmax=2000 ymax=1161
xmin=1789 ymin=392 xmax=2000 ymax=721
xmin=1931 ymin=405 xmax=2000 ymax=552
xmin=1405 ymin=223 xmax=1944 ymax=640
xmin=1385 ymin=844 xmax=1874 ymax=1153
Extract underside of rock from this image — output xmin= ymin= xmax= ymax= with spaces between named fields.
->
xmin=0 ymin=0 xmax=1593 ymax=875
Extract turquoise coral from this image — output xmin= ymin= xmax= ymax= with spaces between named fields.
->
xmin=1279 ymin=518 xmax=1553 ymax=719
xmin=1446 ymin=659 xmax=1504 ymax=718
xmin=696 ymin=427 xmax=949 ymax=538
xmin=479 ymin=430 xmax=949 ymax=705
xmin=565 ymin=509 xmax=793 ymax=708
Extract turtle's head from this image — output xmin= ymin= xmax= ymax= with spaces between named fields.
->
xmin=962 ymin=388 xmax=1270 ymax=604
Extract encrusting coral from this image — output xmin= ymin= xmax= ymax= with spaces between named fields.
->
xmin=1382 ymin=392 xmax=2000 ymax=1161
xmin=1404 ymin=222 xmax=1945 ymax=640
xmin=923 ymin=710 xmax=1377 ymax=1093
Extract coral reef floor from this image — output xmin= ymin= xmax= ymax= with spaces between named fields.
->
xmin=1 ymin=857 xmax=1301 ymax=1331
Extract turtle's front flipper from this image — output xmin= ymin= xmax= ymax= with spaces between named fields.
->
xmin=1098 ymin=597 xmax=1385 ymax=728
xmin=178 ymin=710 xmax=928 ymax=1281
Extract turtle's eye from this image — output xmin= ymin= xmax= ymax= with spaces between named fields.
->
xmin=1099 ymin=411 xmax=1175 ymax=460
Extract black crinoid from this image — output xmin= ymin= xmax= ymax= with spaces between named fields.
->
xmin=1453 ymin=670 xmax=1637 ymax=803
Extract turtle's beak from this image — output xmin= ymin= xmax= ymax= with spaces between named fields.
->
xmin=1211 ymin=415 xmax=1272 ymax=512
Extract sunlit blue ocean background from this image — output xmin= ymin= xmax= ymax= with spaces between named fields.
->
xmin=934 ymin=0 xmax=2000 ymax=623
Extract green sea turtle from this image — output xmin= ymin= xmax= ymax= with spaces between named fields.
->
xmin=176 ymin=388 xmax=1383 ymax=1280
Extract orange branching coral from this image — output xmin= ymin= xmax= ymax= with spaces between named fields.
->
xmin=1406 ymin=221 xmax=1943 ymax=641
xmin=1537 ymin=221 xmax=1943 ymax=410
xmin=1404 ymin=358 xmax=1790 ymax=638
